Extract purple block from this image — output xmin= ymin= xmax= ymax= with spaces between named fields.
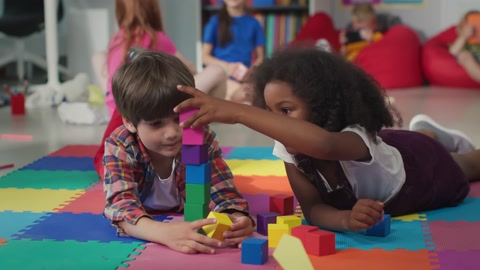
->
xmin=256 ymin=212 xmax=279 ymax=236
xmin=182 ymin=144 xmax=208 ymax=165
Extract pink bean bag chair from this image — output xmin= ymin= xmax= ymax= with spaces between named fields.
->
xmin=422 ymin=26 xmax=480 ymax=89
xmin=291 ymin=13 xmax=423 ymax=89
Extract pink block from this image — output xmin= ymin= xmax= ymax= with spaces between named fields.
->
xmin=183 ymin=127 xmax=204 ymax=145
xmin=179 ymin=107 xmax=198 ymax=123
xmin=291 ymin=225 xmax=318 ymax=243
xmin=305 ymin=230 xmax=336 ymax=256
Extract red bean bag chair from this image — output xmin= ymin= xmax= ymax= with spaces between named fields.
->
xmin=422 ymin=26 xmax=480 ymax=89
xmin=290 ymin=13 xmax=423 ymax=89
xmin=94 ymin=108 xmax=123 ymax=180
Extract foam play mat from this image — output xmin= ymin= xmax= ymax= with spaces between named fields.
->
xmin=1 ymin=145 xmax=479 ymax=269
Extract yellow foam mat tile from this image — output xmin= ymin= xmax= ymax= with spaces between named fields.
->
xmin=391 ymin=213 xmax=427 ymax=222
xmin=225 ymin=159 xmax=286 ymax=176
xmin=0 ymin=188 xmax=85 ymax=213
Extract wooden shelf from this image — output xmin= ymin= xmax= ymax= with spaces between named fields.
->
xmin=202 ymin=5 xmax=309 ymax=13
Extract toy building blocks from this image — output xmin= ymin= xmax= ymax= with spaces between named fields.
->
xmin=277 ymin=215 xmax=302 ymax=233
xmin=182 ymin=144 xmax=208 ymax=165
xmin=291 ymin=225 xmax=318 ymax=243
xmin=256 ymin=212 xmax=280 ymax=236
xmin=185 ymin=163 xmax=211 ymax=185
xmin=366 ymin=214 xmax=391 ymax=237
xmin=202 ymin=211 xmax=233 ymax=241
xmin=267 ymin=223 xmax=289 ymax=248
xmin=305 ymin=230 xmax=336 ymax=256
xmin=241 ymin=238 xmax=268 ymax=265
xmin=184 ymin=203 xmax=209 ymax=222
xmin=180 ymin=108 xmax=204 ymax=145
xmin=270 ymin=194 xmax=294 ymax=215
xmin=186 ymin=183 xmax=210 ymax=204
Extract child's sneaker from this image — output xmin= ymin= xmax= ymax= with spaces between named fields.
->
xmin=409 ymin=114 xmax=475 ymax=154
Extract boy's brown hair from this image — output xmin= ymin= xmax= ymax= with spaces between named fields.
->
xmin=112 ymin=50 xmax=194 ymax=127
xmin=352 ymin=3 xmax=376 ymax=21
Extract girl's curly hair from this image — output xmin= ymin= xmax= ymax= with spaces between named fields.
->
xmin=250 ymin=48 xmax=402 ymax=139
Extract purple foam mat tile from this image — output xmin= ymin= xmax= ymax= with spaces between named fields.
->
xmin=468 ymin=182 xmax=480 ymax=198
xmin=242 ymin=193 xmax=270 ymax=216
xmin=123 ymin=242 xmax=278 ymax=269
xmin=434 ymin=250 xmax=480 ymax=270
xmin=428 ymin=220 xmax=480 ymax=251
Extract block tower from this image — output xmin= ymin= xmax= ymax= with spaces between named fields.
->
xmin=180 ymin=108 xmax=211 ymax=222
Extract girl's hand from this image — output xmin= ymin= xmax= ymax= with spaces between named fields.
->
xmin=223 ymin=212 xmax=255 ymax=246
xmin=174 ymin=85 xmax=243 ymax=128
xmin=347 ymin=199 xmax=384 ymax=232
xmin=163 ymin=219 xmax=223 ymax=254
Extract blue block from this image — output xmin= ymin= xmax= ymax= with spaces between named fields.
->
xmin=186 ymin=163 xmax=211 ymax=184
xmin=366 ymin=214 xmax=391 ymax=237
xmin=182 ymin=144 xmax=208 ymax=165
xmin=256 ymin=212 xmax=279 ymax=236
xmin=241 ymin=238 xmax=268 ymax=265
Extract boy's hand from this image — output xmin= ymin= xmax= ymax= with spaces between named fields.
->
xmin=223 ymin=212 xmax=255 ymax=246
xmin=346 ymin=199 xmax=384 ymax=232
xmin=174 ymin=85 xmax=243 ymax=128
xmin=163 ymin=219 xmax=223 ymax=254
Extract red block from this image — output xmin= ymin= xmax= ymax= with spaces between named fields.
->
xmin=10 ymin=93 xmax=25 ymax=115
xmin=269 ymin=194 xmax=294 ymax=215
xmin=291 ymin=225 xmax=318 ymax=243
xmin=305 ymin=230 xmax=335 ymax=256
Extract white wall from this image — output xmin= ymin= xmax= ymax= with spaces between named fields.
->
xmin=312 ymin=0 xmax=479 ymax=42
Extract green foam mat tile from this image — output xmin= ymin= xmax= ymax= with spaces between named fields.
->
xmin=0 ymin=170 xmax=99 ymax=190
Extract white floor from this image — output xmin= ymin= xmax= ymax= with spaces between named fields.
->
xmin=1 ymin=86 xmax=479 ymax=177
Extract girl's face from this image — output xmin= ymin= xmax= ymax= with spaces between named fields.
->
xmin=264 ymin=81 xmax=310 ymax=154
xmin=223 ymin=0 xmax=246 ymax=9
xmin=123 ymin=115 xmax=182 ymax=160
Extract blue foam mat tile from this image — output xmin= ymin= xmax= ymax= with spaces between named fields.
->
xmin=226 ymin=147 xmax=277 ymax=160
xmin=335 ymin=220 xmax=428 ymax=251
xmin=426 ymin=197 xmax=480 ymax=222
xmin=20 ymin=157 xmax=95 ymax=171
xmin=0 ymin=211 xmax=48 ymax=238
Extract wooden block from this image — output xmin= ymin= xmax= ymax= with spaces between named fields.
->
xmin=186 ymin=163 xmax=211 ymax=184
xmin=291 ymin=225 xmax=318 ymax=244
xmin=202 ymin=211 xmax=233 ymax=241
xmin=305 ymin=230 xmax=335 ymax=256
xmin=276 ymin=215 xmax=302 ymax=233
xmin=182 ymin=144 xmax=208 ymax=165
xmin=256 ymin=212 xmax=280 ymax=236
xmin=186 ymin=183 xmax=210 ymax=204
xmin=241 ymin=238 xmax=268 ymax=265
xmin=273 ymin=234 xmax=314 ymax=270
xmin=267 ymin=223 xmax=289 ymax=248
xmin=184 ymin=203 xmax=209 ymax=222
xmin=270 ymin=194 xmax=294 ymax=215
xmin=366 ymin=214 xmax=391 ymax=237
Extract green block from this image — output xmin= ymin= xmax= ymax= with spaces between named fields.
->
xmin=186 ymin=183 xmax=210 ymax=204
xmin=184 ymin=203 xmax=209 ymax=222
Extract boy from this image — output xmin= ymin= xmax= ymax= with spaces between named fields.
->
xmin=340 ymin=3 xmax=383 ymax=61
xmin=103 ymin=50 xmax=254 ymax=254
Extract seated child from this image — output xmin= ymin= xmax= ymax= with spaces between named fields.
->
xmin=449 ymin=10 xmax=480 ymax=82
xmin=103 ymin=50 xmax=253 ymax=254
xmin=340 ymin=3 xmax=383 ymax=61
xmin=174 ymin=48 xmax=480 ymax=233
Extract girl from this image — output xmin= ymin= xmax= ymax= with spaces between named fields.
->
xmin=102 ymin=0 xmax=227 ymax=117
xmin=449 ymin=10 xmax=480 ymax=82
xmin=202 ymin=0 xmax=266 ymax=102
xmin=174 ymin=48 xmax=480 ymax=233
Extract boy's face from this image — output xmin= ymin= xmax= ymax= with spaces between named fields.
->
xmin=264 ymin=81 xmax=310 ymax=155
xmin=352 ymin=16 xmax=376 ymax=31
xmin=123 ymin=115 xmax=182 ymax=158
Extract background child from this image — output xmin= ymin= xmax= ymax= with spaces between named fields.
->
xmin=174 ymin=48 xmax=480 ymax=233
xmin=104 ymin=50 xmax=253 ymax=253
xmin=449 ymin=10 xmax=480 ymax=82
xmin=96 ymin=0 xmax=228 ymax=117
xmin=340 ymin=3 xmax=383 ymax=61
xmin=202 ymin=0 xmax=266 ymax=102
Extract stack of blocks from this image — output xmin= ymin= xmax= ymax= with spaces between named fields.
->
xmin=181 ymin=108 xmax=211 ymax=222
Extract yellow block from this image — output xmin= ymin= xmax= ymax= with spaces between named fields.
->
xmin=0 ymin=188 xmax=84 ymax=212
xmin=202 ymin=211 xmax=233 ymax=241
xmin=277 ymin=215 xmax=302 ymax=233
xmin=273 ymin=234 xmax=313 ymax=270
xmin=268 ymin=223 xmax=289 ymax=248
xmin=225 ymin=160 xmax=286 ymax=176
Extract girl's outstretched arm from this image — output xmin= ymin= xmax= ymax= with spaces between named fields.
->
xmin=174 ymin=86 xmax=370 ymax=161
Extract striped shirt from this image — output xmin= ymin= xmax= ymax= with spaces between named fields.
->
xmin=103 ymin=125 xmax=249 ymax=236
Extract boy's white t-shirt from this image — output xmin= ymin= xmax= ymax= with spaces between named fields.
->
xmin=273 ymin=125 xmax=406 ymax=203
xmin=143 ymin=160 xmax=182 ymax=211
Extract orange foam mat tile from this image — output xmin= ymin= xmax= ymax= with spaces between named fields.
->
xmin=234 ymin=175 xmax=293 ymax=195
